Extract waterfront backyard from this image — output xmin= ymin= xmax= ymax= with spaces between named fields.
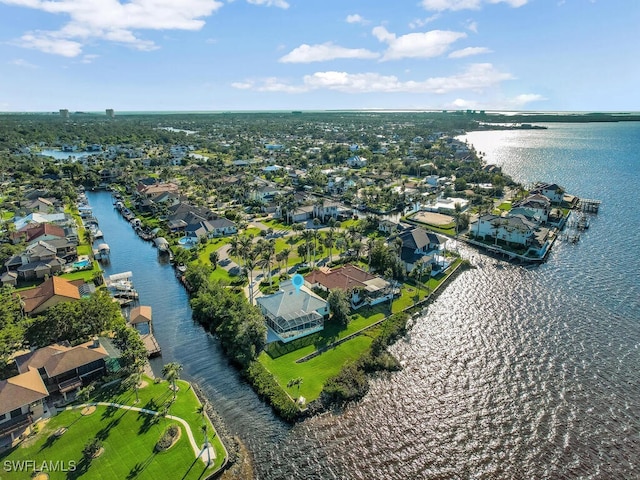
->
xmin=0 ymin=377 xmax=226 ymax=480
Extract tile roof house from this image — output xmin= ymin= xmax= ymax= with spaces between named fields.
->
xmin=15 ymin=338 xmax=109 ymax=397
xmin=305 ymin=264 xmax=393 ymax=308
xmin=0 ymin=369 xmax=49 ymax=442
xmin=10 ymin=222 xmax=66 ymax=245
xmin=257 ymin=280 xmax=330 ymax=343
xmin=17 ymin=276 xmax=82 ymax=315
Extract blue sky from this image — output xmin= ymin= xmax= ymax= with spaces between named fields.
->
xmin=0 ymin=0 xmax=638 ymax=112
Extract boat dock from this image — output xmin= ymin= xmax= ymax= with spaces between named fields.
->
xmin=129 ymin=305 xmax=162 ymax=357
xmin=578 ymin=198 xmax=601 ymax=213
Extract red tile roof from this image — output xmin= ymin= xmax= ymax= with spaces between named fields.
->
xmin=18 ymin=277 xmax=81 ymax=314
xmin=304 ymin=264 xmax=378 ymax=291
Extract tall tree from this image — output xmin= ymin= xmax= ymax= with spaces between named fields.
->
xmin=162 ymin=362 xmax=183 ymax=401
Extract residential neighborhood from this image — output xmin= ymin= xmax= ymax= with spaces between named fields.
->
xmin=0 ymin=111 xmax=598 ymax=479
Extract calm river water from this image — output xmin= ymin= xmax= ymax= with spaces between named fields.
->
xmin=87 ymin=121 xmax=640 ymax=479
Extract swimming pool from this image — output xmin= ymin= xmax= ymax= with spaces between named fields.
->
xmin=178 ymin=237 xmax=197 ymax=249
xmin=72 ymin=259 xmax=91 ymax=268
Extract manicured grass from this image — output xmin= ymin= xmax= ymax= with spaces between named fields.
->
xmin=0 ymin=377 xmax=225 ymax=480
xmin=263 ymin=218 xmax=291 ymax=230
xmin=260 ymin=258 xmax=463 ymax=403
xmin=497 ymin=201 xmax=512 ymax=211
xmin=259 ymin=334 xmax=373 ymax=401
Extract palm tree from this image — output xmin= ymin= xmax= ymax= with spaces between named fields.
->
xmin=301 ymin=229 xmax=314 ymax=264
xmin=228 ymin=235 xmax=240 ymax=262
xmin=325 ymin=229 xmax=335 ymax=265
xmin=209 ymin=250 xmax=219 ymax=270
xmin=200 ymin=423 xmax=212 ymax=466
xmin=238 ymin=235 xmax=254 ymax=265
xmin=162 ymin=362 xmax=183 ymax=402
xmin=245 ymin=254 xmax=257 ymax=304
xmin=125 ymin=371 xmax=143 ymax=404
xmin=281 ymin=247 xmax=291 ymax=272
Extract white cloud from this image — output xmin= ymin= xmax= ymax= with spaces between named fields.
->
xmin=448 ymin=46 xmax=491 ymax=58
xmin=450 ymin=98 xmax=480 ymax=108
xmin=1 ymin=0 xmax=224 ymax=56
xmin=509 ymin=93 xmax=546 ymax=106
xmin=17 ymin=33 xmax=83 ymax=57
xmin=232 ymin=63 xmax=514 ymax=94
xmin=246 ymin=0 xmax=289 ymax=8
xmin=409 ymin=14 xmax=441 ymax=29
xmin=466 ymin=20 xmax=479 ymax=33
xmin=373 ymin=26 xmax=466 ymax=60
xmin=279 ymin=42 xmax=379 ymax=63
xmin=80 ymin=54 xmax=99 ymax=64
xmin=9 ymin=58 xmax=38 ymax=68
xmin=346 ymin=14 xmax=368 ymax=24
xmin=421 ymin=0 xmax=528 ymax=11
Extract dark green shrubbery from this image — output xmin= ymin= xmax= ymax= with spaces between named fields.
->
xmin=244 ymin=361 xmax=299 ymax=422
xmin=155 ymin=424 xmax=180 ymax=452
xmin=321 ymin=313 xmax=408 ymax=404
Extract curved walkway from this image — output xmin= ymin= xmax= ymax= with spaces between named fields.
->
xmin=69 ymin=402 xmax=215 ymax=465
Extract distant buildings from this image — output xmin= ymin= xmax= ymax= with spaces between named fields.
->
xmin=106 ymin=108 xmax=115 ymax=118
xmin=59 ymin=109 xmax=69 ymax=119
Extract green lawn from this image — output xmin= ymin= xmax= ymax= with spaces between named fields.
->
xmin=259 ymin=258 xmax=463 ymax=403
xmin=259 ymin=334 xmax=374 ymax=401
xmin=0 ymin=377 xmax=226 ymax=480
xmin=263 ymin=218 xmax=291 ymax=230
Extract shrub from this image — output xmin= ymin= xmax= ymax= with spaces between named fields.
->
xmin=83 ymin=438 xmax=103 ymax=459
xmin=321 ymin=363 xmax=369 ymax=403
xmin=244 ymin=361 xmax=299 ymax=422
xmin=155 ymin=424 xmax=180 ymax=452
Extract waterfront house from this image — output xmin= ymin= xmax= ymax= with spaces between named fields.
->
xmin=397 ymin=228 xmax=447 ymax=272
xmin=304 ymin=264 xmax=393 ymax=308
xmin=14 ymin=338 xmax=109 ymax=399
xmin=530 ymin=182 xmax=565 ymax=204
xmin=0 ymin=369 xmax=49 ymax=443
xmin=257 ymin=280 xmax=330 ymax=343
xmin=17 ymin=277 xmax=82 ymax=315
xmin=510 ymin=194 xmax=551 ymax=223
xmin=472 ymin=213 xmax=551 ymax=257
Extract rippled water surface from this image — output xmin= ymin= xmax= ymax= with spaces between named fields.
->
xmin=88 ymin=121 xmax=640 ymax=479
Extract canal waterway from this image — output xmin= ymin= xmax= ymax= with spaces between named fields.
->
xmin=87 ymin=121 xmax=640 ymax=479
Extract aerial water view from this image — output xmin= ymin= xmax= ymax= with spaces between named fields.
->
xmin=0 ymin=1 xmax=638 ymax=479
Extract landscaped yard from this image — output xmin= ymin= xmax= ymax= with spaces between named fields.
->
xmin=260 ymin=333 xmax=374 ymax=402
xmin=259 ymin=258 xmax=463 ymax=404
xmin=0 ymin=377 xmax=226 ymax=480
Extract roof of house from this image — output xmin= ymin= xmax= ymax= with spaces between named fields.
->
xmin=305 ymin=264 xmax=388 ymax=292
xmin=399 ymin=228 xmax=446 ymax=251
xmin=209 ymin=217 xmax=236 ymax=229
xmin=516 ymin=194 xmax=551 ymax=209
xmin=18 ymin=276 xmax=81 ymax=314
xmin=257 ymin=280 xmax=328 ymax=321
xmin=130 ymin=305 xmax=152 ymax=324
xmin=11 ymin=222 xmax=66 ymax=243
xmin=15 ymin=339 xmax=108 ymax=378
xmin=0 ymin=369 xmax=49 ymax=414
